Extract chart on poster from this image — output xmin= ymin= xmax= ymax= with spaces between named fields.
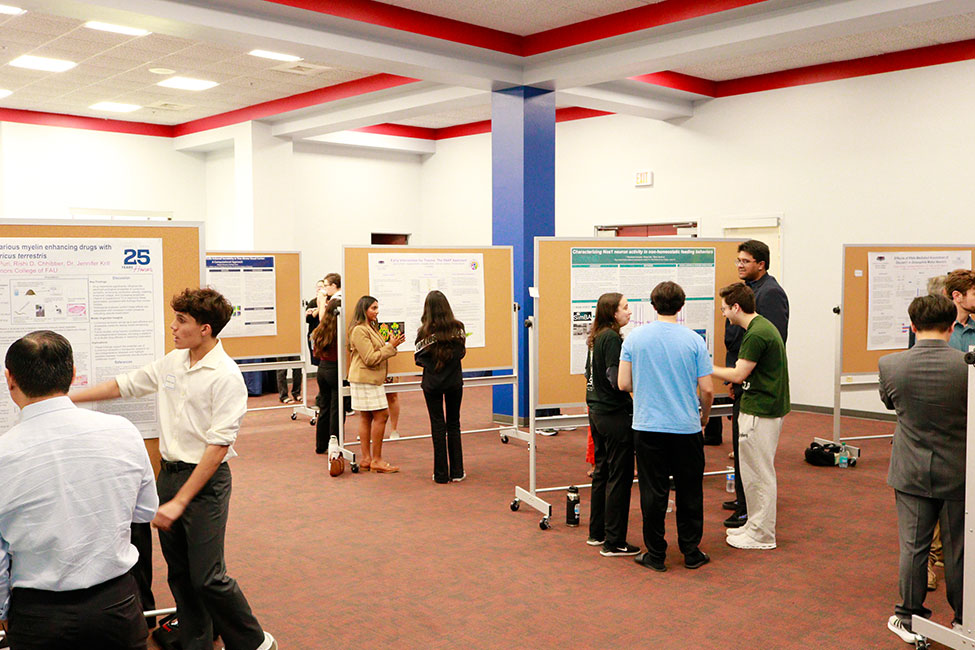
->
xmin=867 ymin=250 xmax=971 ymax=350
xmin=0 ymin=238 xmax=164 ymax=435
xmin=569 ymin=247 xmax=716 ymax=374
xmin=205 ymin=255 xmax=277 ymax=338
xmin=368 ymin=252 xmax=485 ymax=351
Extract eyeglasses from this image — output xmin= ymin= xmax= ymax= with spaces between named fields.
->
xmin=734 ymin=258 xmax=756 ymax=267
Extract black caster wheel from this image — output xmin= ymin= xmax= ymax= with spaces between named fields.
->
xmin=510 ymin=498 xmax=520 ymax=511
xmin=290 ymin=412 xmax=297 ymax=421
xmin=915 ymin=639 xmax=929 ymax=650
xmin=350 ymin=463 xmax=359 ymax=474
xmin=500 ymin=434 xmax=509 ymax=444
xmin=309 ymin=418 xmax=317 ymax=426
xmin=539 ymin=516 xmax=551 ymax=530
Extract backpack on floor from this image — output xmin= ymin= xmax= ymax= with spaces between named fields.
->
xmin=804 ymin=441 xmax=841 ymax=467
xmin=151 ymin=614 xmax=181 ymax=650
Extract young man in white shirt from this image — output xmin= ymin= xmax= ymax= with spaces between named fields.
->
xmin=0 ymin=330 xmax=158 ymax=649
xmin=71 ymin=288 xmax=276 ymax=650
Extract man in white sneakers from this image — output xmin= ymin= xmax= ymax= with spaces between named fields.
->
xmin=712 ymin=282 xmax=789 ymax=551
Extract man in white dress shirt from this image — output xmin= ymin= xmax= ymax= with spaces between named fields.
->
xmin=0 ymin=330 xmax=158 ymax=649
xmin=71 ymin=288 xmax=275 ymax=650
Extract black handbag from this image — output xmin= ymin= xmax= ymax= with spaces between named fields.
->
xmin=804 ymin=441 xmax=841 ymax=467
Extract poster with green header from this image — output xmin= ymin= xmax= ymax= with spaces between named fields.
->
xmin=569 ymin=247 xmax=716 ymax=374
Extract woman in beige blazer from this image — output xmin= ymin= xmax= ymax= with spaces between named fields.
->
xmin=348 ymin=295 xmax=405 ymax=472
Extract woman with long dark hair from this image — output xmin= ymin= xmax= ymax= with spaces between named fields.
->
xmin=414 ymin=290 xmax=467 ymax=483
xmin=311 ymin=297 xmax=343 ymax=455
xmin=585 ymin=292 xmax=639 ymax=556
xmin=348 ymin=295 xmax=404 ymax=473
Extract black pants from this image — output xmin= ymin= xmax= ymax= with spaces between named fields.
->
xmin=423 ymin=386 xmax=464 ymax=482
xmin=129 ymin=522 xmax=155 ymax=625
xmin=731 ymin=384 xmax=746 ymax=511
xmin=276 ymin=368 xmax=302 ymax=400
xmin=634 ymin=430 xmax=705 ymax=560
xmin=157 ymin=463 xmax=264 ymax=650
xmin=8 ymin=572 xmax=147 ymax=650
xmin=588 ymin=410 xmax=634 ymax=547
xmin=315 ymin=360 xmax=344 ymax=453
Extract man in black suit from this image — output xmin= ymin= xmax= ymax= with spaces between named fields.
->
xmin=880 ymin=294 xmax=967 ymax=644
xmin=720 ymin=240 xmax=789 ymax=528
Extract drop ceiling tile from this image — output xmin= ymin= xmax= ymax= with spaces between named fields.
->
xmin=12 ymin=13 xmax=81 ymax=36
xmin=0 ymin=67 xmax=48 ymax=86
xmin=33 ymin=36 xmax=116 ymax=59
xmin=175 ymin=43 xmax=244 ymax=62
xmin=556 ymin=0 xmax=647 ymax=19
xmin=0 ymin=26 xmax=56 ymax=46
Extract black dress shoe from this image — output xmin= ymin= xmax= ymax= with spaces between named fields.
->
xmin=684 ymin=549 xmax=710 ymax=569
xmin=723 ymin=510 xmax=748 ymax=528
xmin=722 ymin=499 xmax=740 ymax=511
xmin=634 ymin=552 xmax=666 ymax=572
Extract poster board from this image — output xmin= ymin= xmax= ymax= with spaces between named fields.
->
xmin=536 ymin=237 xmax=744 ymax=408
xmin=0 ymin=220 xmax=203 ymax=356
xmin=343 ymin=246 xmax=514 ymax=374
xmin=205 ymin=251 xmax=302 ymax=360
xmin=841 ymin=244 xmax=975 ymax=374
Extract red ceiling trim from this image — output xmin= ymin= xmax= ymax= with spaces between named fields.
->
xmin=261 ymin=0 xmax=523 ymax=55
xmin=522 ymin=0 xmax=770 ymax=56
xmin=435 ymin=119 xmax=492 ymax=140
xmin=716 ymin=39 xmax=975 ymax=97
xmin=173 ymin=73 xmax=419 ymax=136
xmin=630 ymin=71 xmax=717 ymax=97
xmin=555 ymin=107 xmax=614 ymax=123
xmin=354 ymin=123 xmax=438 ymax=139
xmin=0 ymin=108 xmax=175 ymax=137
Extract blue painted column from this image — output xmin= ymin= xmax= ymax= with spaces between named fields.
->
xmin=491 ymin=86 xmax=555 ymax=423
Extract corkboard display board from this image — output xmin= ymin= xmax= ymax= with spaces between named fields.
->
xmin=343 ymin=246 xmax=514 ymax=374
xmin=535 ymin=237 xmax=744 ymax=407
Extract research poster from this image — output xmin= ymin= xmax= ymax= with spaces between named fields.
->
xmin=569 ymin=247 xmax=716 ymax=375
xmin=368 ymin=252 xmax=486 ymax=351
xmin=0 ymin=238 xmax=164 ymax=437
xmin=867 ymin=250 xmax=971 ymax=350
xmin=205 ymin=255 xmax=277 ymax=338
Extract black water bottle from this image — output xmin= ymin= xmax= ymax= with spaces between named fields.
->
xmin=566 ymin=486 xmax=580 ymax=527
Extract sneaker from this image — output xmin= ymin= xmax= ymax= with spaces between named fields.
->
xmin=726 ymin=526 xmax=748 ymax=537
xmin=726 ymin=532 xmax=776 ymax=550
xmin=887 ymin=616 xmax=922 ymax=644
xmin=450 ymin=473 xmax=466 ymax=482
xmin=634 ymin=552 xmax=666 ymax=572
xmin=600 ymin=542 xmax=641 ymax=557
xmin=722 ymin=499 xmax=740 ymax=511
xmin=723 ymin=510 xmax=748 ymax=528
xmin=684 ymin=549 xmax=710 ymax=569
xmin=728 ymin=451 xmax=735 ymax=459
xmin=586 ymin=537 xmax=605 ymax=546
xmin=228 ymin=632 xmax=276 ymax=650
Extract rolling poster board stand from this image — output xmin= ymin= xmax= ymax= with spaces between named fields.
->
xmin=206 ymin=251 xmax=310 ymax=419
xmin=910 ymin=353 xmax=975 ymax=649
xmin=332 ymin=245 xmax=525 ymax=471
xmin=830 ymin=245 xmax=975 ymax=455
xmin=0 ymin=219 xmax=205 ymax=625
xmin=512 ymin=237 xmax=737 ymax=528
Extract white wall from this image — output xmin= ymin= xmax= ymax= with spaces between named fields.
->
xmin=0 ymin=122 xmax=205 ymax=221
xmin=419 ymin=133 xmax=492 ymax=246
xmin=204 ymin=147 xmax=235 ymax=250
xmin=423 ymin=59 xmax=975 ymax=412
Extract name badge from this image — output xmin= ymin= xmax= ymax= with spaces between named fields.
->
xmin=164 ymin=374 xmax=177 ymax=390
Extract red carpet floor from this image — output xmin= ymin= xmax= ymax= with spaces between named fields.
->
xmin=143 ymin=384 xmax=957 ymax=649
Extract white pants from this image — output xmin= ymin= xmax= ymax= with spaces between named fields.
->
xmin=737 ymin=413 xmax=784 ymax=544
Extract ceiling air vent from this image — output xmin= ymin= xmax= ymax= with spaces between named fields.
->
xmin=146 ymin=101 xmax=193 ymax=111
xmin=271 ymin=61 xmax=330 ymax=75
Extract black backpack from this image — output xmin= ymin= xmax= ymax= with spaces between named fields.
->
xmin=804 ymin=441 xmax=841 ymax=467
xmin=151 ymin=614 xmax=181 ymax=650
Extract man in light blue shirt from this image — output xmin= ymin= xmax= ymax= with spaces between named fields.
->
xmin=619 ymin=281 xmax=714 ymax=573
xmin=0 ymin=330 xmax=158 ymax=649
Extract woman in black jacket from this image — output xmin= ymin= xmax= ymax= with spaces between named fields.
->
xmin=414 ymin=290 xmax=467 ymax=483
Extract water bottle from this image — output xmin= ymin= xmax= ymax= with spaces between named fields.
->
xmin=328 ymin=435 xmax=339 ymax=461
xmin=838 ymin=443 xmax=849 ymax=468
xmin=725 ymin=471 xmax=735 ymax=493
xmin=566 ymin=486 xmax=580 ymax=527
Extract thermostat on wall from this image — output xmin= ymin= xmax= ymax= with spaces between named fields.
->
xmin=635 ymin=170 xmax=653 ymax=187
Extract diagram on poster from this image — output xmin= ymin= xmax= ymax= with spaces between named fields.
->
xmin=205 ymin=255 xmax=277 ymax=338
xmin=569 ymin=247 xmax=716 ymax=374
xmin=0 ymin=238 xmax=164 ymax=436
xmin=368 ymin=253 xmax=485 ymax=352
xmin=867 ymin=250 xmax=972 ymax=350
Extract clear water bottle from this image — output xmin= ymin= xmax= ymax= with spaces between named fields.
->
xmin=725 ymin=472 xmax=735 ymax=493
xmin=838 ymin=443 xmax=849 ymax=468
xmin=566 ymin=486 xmax=580 ymax=526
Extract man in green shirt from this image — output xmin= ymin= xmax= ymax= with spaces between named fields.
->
xmin=712 ymin=283 xmax=790 ymax=550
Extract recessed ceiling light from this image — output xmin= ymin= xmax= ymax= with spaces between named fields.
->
xmin=249 ymin=49 xmax=302 ymax=62
xmin=0 ymin=89 xmax=12 ymax=99
xmin=84 ymin=21 xmax=150 ymax=37
xmin=9 ymin=55 xmax=76 ymax=72
xmin=0 ymin=4 xmax=25 ymax=15
xmin=157 ymin=76 xmax=218 ymax=91
xmin=90 ymin=101 xmax=141 ymax=113
xmin=148 ymin=67 xmax=175 ymax=75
